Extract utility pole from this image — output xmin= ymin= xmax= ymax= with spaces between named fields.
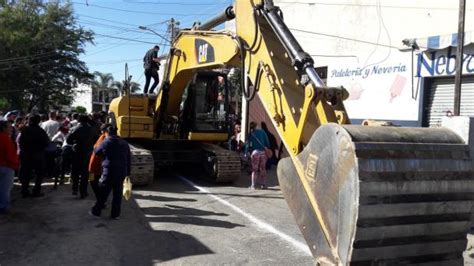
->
xmin=101 ymin=89 xmax=107 ymax=111
xmin=168 ymin=18 xmax=180 ymax=42
xmin=453 ymin=0 xmax=466 ymax=116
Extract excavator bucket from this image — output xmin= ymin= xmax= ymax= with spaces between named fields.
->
xmin=278 ymin=123 xmax=474 ymax=265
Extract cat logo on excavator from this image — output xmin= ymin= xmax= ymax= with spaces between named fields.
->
xmin=195 ymin=39 xmax=214 ymax=64
xmin=305 ymin=153 xmax=318 ymax=182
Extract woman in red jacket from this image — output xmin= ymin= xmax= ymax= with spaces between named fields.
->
xmin=88 ymin=124 xmax=109 ymax=200
xmin=0 ymin=120 xmax=20 ymax=214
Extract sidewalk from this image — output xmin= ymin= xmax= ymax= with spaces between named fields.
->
xmin=0 ymin=182 xmax=162 ymax=265
xmin=0 ymin=164 xmax=282 ymax=266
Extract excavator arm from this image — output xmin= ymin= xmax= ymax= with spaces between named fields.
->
xmin=234 ymin=0 xmax=349 ymax=153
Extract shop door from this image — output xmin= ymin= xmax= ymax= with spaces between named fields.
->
xmin=426 ymin=76 xmax=474 ymax=127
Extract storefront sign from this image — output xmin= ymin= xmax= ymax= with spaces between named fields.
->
xmin=417 ymin=46 xmax=474 ymax=77
xmin=331 ymin=64 xmax=407 ymax=79
xmin=327 ymin=54 xmax=418 ymax=121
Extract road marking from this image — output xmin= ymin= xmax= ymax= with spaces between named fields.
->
xmin=178 ymin=176 xmax=312 ymax=256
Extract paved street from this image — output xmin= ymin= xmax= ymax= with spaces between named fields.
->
xmin=0 ymin=168 xmax=314 ymax=265
xmin=2 ymin=167 xmax=474 ymax=265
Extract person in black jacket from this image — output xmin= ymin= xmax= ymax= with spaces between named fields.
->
xmin=90 ymin=125 xmax=131 ymax=219
xmin=67 ymin=115 xmax=98 ymax=199
xmin=143 ymin=45 xmax=160 ymax=94
xmin=18 ymin=115 xmax=50 ymax=197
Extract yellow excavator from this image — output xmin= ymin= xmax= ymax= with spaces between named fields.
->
xmin=109 ymin=0 xmax=474 ymax=264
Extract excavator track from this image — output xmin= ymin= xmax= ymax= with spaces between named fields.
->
xmin=128 ymin=143 xmax=154 ymax=186
xmin=278 ymin=124 xmax=474 ymax=265
xmin=200 ymin=143 xmax=241 ymax=182
xmin=127 ymin=140 xmax=240 ymax=184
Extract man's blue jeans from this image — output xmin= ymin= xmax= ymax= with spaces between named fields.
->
xmin=0 ymin=166 xmax=14 ymax=212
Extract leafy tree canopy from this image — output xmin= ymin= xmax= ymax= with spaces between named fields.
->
xmin=113 ymin=80 xmax=141 ymax=95
xmin=228 ymin=67 xmax=242 ymax=98
xmin=74 ymin=105 xmax=86 ymax=114
xmin=0 ymin=0 xmax=94 ymax=112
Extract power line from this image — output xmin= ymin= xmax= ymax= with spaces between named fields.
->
xmin=0 ymin=51 xmax=58 ymax=63
xmin=83 ymin=31 xmax=152 ymax=58
xmin=95 ymin=33 xmax=158 ymax=44
xmin=92 ymin=42 xmax=150 ymax=45
xmin=88 ymin=59 xmax=142 ymax=66
xmin=0 ymin=57 xmax=70 ymax=71
xmin=72 ymin=2 xmax=214 ymax=16
xmin=276 ymin=1 xmax=473 ymax=11
xmin=94 ymin=33 xmax=168 ymax=41
xmin=290 ymin=28 xmax=400 ymax=49
xmin=78 ymin=20 xmax=140 ymax=33
xmin=76 ymin=13 xmax=142 ymax=27
xmin=143 ymin=19 xmax=173 ymax=28
xmin=78 ymin=19 xmax=166 ymax=38
xmin=121 ymin=0 xmax=226 ymax=6
xmin=76 ymin=16 xmax=168 ymax=34
xmin=84 ymin=28 xmax=167 ymax=58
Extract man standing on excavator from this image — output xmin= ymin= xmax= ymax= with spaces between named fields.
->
xmin=143 ymin=45 xmax=161 ymax=95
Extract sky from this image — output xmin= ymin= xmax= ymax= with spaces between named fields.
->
xmin=72 ymin=0 xmax=232 ymax=89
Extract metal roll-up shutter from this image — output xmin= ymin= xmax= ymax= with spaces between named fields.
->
xmin=426 ymin=76 xmax=474 ymax=127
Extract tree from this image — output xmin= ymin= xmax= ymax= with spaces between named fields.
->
xmin=0 ymin=97 xmax=9 ymax=111
xmin=0 ymin=0 xmax=94 ymax=112
xmin=91 ymin=71 xmax=117 ymax=111
xmin=113 ymin=80 xmax=142 ymax=95
xmin=75 ymin=105 xmax=86 ymax=114
xmin=228 ymin=67 xmax=242 ymax=118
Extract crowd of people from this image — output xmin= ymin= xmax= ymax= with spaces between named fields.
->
xmin=0 ymin=110 xmax=130 ymax=219
xmin=0 ymin=105 xmax=277 ymax=217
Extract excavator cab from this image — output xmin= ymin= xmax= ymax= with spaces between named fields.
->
xmin=178 ymin=71 xmax=230 ymax=142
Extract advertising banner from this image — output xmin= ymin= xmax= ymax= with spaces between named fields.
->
xmin=327 ymin=54 xmax=419 ymax=121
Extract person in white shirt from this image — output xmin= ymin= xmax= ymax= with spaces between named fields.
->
xmin=41 ymin=111 xmax=60 ymax=140
xmin=69 ymin=113 xmax=79 ymax=129
xmin=52 ymin=126 xmax=68 ymax=146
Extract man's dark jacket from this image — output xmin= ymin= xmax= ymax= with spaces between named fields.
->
xmin=143 ymin=48 xmax=159 ymax=70
xmin=66 ymin=123 xmax=97 ymax=155
xmin=95 ymin=135 xmax=131 ymax=184
xmin=19 ymin=125 xmax=49 ymax=155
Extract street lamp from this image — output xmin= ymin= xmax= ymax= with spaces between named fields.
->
xmin=138 ymin=26 xmax=171 ymax=44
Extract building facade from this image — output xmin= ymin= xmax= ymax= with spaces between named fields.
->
xmin=72 ymin=84 xmax=120 ymax=113
xmin=72 ymin=84 xmax=92 ymax=113
xmin=273 ymin=0 xmax=473 ymax=127
xmin=91 ymin=86 xmax=119 ymax=112
xmin=231 ymin=1 xmax=474 ymax=159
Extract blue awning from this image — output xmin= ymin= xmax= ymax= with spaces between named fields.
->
xmin=412 ymin=31 xmax=473 ymax=51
